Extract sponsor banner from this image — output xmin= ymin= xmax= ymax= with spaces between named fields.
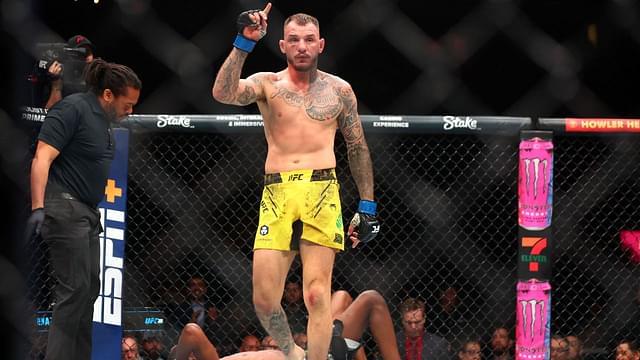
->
xmin=21 ymin=106 xmax=48 ymax=123
xmin=121 ymin=115 xmax=530 ymax=135
xmin=516 ymin=280 xmax=551 ymax=360
xmin=518 ymin=137 xmax=553 ymax=230
xmin=565 ymin=118 xmax=640 ymax=133
xmin=92 ymin=128 xmax=129 ymax=360
xmin=538 ymin=118 xmax=640 ymax=134
xmin=518 ymin=227 xmax=551 ymax=280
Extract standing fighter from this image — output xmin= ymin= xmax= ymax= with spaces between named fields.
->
xmin=26 ymin=59 xmax=141 ymax=359
xmin=212 ymin=4 xmax=380 ymax=360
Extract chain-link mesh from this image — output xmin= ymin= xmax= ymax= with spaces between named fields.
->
xmin=26 ymin=130 xmax=640 ymax=358
xmin=118 ymin=131 xmax=524 ymax=356
xmin=552 ymin=136 xmax=640 ymax=359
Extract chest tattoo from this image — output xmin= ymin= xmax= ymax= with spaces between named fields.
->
xmin=270 ymin=79 xmax=342 ymax=121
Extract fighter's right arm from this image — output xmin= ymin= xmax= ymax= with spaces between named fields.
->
xmin=30 ymin=141 xmax=59 ymax=210
xmin=212 ymin=3 xmax=271 ymax=106
xmin=211 ymin=49 xmax=264 ymax=106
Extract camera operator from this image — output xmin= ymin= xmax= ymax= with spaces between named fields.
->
xmin=29 ymin=35 xmax=95 ymax=109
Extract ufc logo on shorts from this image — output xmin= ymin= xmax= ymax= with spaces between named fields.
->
xmin=372 ymin=225 xmax=380 ymax=233
xmin=288 ymin=173 xmax=304 ymax=181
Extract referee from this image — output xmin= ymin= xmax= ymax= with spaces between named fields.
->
xmin=26 ymin=59 xmax=141 ymax=360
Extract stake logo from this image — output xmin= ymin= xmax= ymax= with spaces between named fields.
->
xmin=521 ymin=237 xmax=547 ymax=272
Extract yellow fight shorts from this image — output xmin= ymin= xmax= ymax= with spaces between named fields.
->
xmin=254 ymin=168 xmax=345 ymax=251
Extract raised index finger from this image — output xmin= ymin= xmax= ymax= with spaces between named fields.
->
xmin=263 ymin=2 xmax=272 ymax=15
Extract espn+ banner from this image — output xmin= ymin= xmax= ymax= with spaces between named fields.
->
xmin=516 ymin=280 xmax=551 ymax=360
xmin=91 ymin=128 xmax=129 ymax=360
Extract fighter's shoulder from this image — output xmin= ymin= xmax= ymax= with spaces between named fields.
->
xmin=248 ymin=71 xmax=280 ymax=85
xmin=320 ymin=72 xmax=351 ymax=87
xmin=321 ymin=72 xmax=354 ymax=95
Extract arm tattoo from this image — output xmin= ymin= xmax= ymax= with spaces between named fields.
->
xmin=214 ymin=50 xmax=259 ymax=105
xmin=337 ymin=86 xmax=374 ymax=199
xmin=237 ymin=85 xmax=257 ymax=105
xmin=257 ymin=308 xmax=295 ymax=355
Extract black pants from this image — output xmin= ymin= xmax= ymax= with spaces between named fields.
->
xmin=41 ymin=197 xmax=101 ymax=360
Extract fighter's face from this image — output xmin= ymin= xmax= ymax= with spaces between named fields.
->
xmin=279 ymin=22 xmax=324 ymax=72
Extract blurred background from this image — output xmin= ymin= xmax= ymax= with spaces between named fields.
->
xmin=2 ymin=0 xmax=640 ymax=117
xmin=2 ymin=0 xmax=640 ymax=359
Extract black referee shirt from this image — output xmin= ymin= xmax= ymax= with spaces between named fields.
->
xmin=38 ymin=92 xmax=115 ymax=207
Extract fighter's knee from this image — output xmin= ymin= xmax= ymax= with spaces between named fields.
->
xmin=360 ymin=289 xmax=385 ymax=305
xmin=180 ymin=323 xmax=204 ymax=343
xmin=182 ymin=323 xmax=204 ymax=339
xmin=332 ymin=290 xmax=353 ymax=306
xmin=305 ymin=280 xmax=331 ymax=309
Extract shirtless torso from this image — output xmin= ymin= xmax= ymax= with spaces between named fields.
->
xmin=252 ymin=69 xmax=349 ymax=173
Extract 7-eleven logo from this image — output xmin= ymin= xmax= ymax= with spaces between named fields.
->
xmin=521 ymin=237 xmax=548 ymax=272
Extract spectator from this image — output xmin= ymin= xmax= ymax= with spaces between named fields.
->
xmin=140 ymin=334 xmax=167 ymax=360
xmin=489 ymin=327 xmax=513 ymax=360
xmin=165 ymin=275 xmax=221 ymax=343
xmin=239 ymin=335 xmax=261 ymax=352
xmin=459 ymin=341 xmax=482 ymax=360
xmin=283 ymin=279 xmax=308 ymax=334
xmin=615 ymin=340 xmax=639 ymax=360
xmin=551 ymin=335 xmax=570 ymax=360
xmin=396 ymin=297 xmax=450 ymax=360
xmin=428 ymin=286 xmax=469 ymax=347
xmin=566 ymin=335 xmax=583 ymax=360
xmin=293 ymin=332 xmax=308 ymax=351
xmin=122 ymin=335 xmax=143 ymax=360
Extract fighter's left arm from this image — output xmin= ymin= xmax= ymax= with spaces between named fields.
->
xmin=337 ymin=84 xmax=374 ymax=201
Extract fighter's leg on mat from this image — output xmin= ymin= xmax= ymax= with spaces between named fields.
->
xmin=336 ymin=290 xmax=401 ymax=360
xmin=172 ymin=323 xmax=220 ymax=360
xmin=253 ymin=249 xmax=304 ymax=360
xmin=331 ymin=291 xmax=367 ymax=360
xmin=299 ymin=240 xmax=336 ymax=360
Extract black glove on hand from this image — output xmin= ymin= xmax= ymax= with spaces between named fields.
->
xmin=233 ymin=4 xmax=270 ymax=52
xmin=25 ymin=208 xmax=45 ymax=240
xmin=348 ymin=200 xmax=380 ymax=244
xmin=236 ymin=10 xmax=260 ymax=33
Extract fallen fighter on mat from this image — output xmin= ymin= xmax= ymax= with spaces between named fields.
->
xmin=169 ymin=290 xmax=401 ymax=360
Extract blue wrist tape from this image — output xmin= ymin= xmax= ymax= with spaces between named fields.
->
xmin=233 ymin=34 xmax=256 ymax=53
xmin=358 ymin=200 xmax=377 ymax=215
